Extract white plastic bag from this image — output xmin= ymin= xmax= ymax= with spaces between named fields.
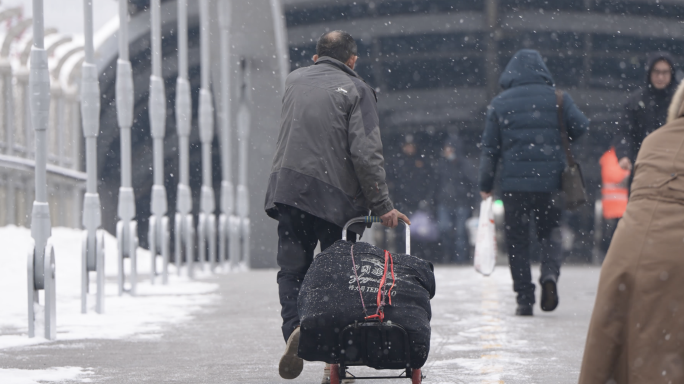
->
xmin=474 ymin=197 xmax=497 ymax=276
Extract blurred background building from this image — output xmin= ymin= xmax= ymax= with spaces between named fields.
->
xmin=284 ymin=0 xmax=684 ymax=262
xmin=1 ymin=0 xmax=683 ymax=266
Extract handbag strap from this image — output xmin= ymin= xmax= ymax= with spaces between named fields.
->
xmin=555 ymin=89 xmax=577 ymax=167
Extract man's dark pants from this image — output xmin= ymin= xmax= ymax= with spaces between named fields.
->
xmin=501 ymin=192 xmax=562 ymax=306
xmin=275 ymin=203 xmax=356 ymax=343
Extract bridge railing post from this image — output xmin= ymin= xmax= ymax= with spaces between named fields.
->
xmin=175 ymin=0 xmax=194 ymax=278
xmin=27 ymin=0 xmax=56 ymax=340
xmin=80 ymin=0 xmax=105 ymax=314
xmin=236 ymin=59 xmax=251 ymax=270
xmin=116 ymin=0 xmax=139 ymax=295
xmin=218 ymin=0 xmax=239 ymax=272
xmin=148 ymin=0 xmax=170 ymax=285
xmin=198 ymin=0 xmax=217 ymax=274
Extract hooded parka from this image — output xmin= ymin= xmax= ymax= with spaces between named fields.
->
xmin=479 ymin=49 xmax=589 ymax=193
xmin=613 ymin=52 xmax=678 ymax=164
xmin=579 ymin=80 xmax=684 ymax=384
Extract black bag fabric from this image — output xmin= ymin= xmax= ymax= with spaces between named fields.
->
xmin=297 ymin=240 xmax=436 ymax=369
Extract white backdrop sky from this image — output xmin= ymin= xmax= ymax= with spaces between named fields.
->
xmin=2 ymin=0 xmax=118 ymax=35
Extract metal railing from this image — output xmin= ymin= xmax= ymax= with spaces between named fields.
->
xmin=0 ymin=0 xmax=290 ymax=341
xmin=0 ymin=10 xmax=85 ymax=231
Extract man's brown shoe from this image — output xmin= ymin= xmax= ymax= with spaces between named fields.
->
xmin=279 ymin=327 xmax=303 ymax=379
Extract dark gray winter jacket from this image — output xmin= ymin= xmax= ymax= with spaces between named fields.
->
xmin=479 ymin=49 xmax=589 ymax=193
xmin=264 ymin=56 xmax=394 ymax=228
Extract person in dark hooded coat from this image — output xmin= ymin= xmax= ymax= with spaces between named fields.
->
xmin=614 ymin=52 xmax=678 ymax=173
xmin=478 ymin=49 xmax=589 ymax=316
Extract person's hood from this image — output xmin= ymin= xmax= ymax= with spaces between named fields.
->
xmin=645 ymin=51 xmax=677 ymax=93
xmin=499 ymin=49 xmax=554 ymax=90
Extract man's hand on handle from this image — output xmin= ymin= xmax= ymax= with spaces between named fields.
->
xmin=380 ymin=209 xmax=411 ymax=228
xmin=618 ymin=157 xmax=633 ymax=171
xmin=480 ymin=191 xmax=492 ymax=200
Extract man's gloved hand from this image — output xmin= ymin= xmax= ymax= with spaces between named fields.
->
xmin=380 ymin=209 xmax=411 ymax=228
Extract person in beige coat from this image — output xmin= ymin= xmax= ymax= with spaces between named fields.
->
xmin=579 ymin=80 xmax=684 ymax=383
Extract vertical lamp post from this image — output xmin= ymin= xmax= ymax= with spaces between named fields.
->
xmin=116 ymin=0 xmax=138 ymax=295
xmin=148 ymin=0 xmax=170 ymax=284
xmin=80 ymin=0 xmax=105 ymax=314
xmin=269 ymin=0 xmax=289 ymax=91
xmin=236 ymin=59 xmax=251 ymax=269
xmin=197 ymin=0 xmax=216 ymax=273
xmin=218 ymin=0 xmax=238 ymax=270
xmin=27 ymin=0 xmax=56 ymax=339
xmin=174 ymin=0 xmax=194 ymax=277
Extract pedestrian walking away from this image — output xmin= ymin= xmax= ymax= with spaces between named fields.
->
xmin=264 ymin=30 xmax=409 ymax=381
xmin=613 ymin=51 xmax=678 ymax=174
xmin=478 ymin=49 xmax=589 ymax=316
xmin=579 ymin=74 xmax=684 ymax=384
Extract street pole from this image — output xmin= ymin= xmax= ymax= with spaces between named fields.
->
xmin=175 ymin=0 xmax=194 ymax=277
xmin=269 ymin=0 xmax=288 ymax=91
xmin=27 ymin=0 xmax=56 ymax=340
xmin=218 ymin=0 xmax=238 ymax=271
xmin=80 ymin=0 xmax=105 ymax=314
xmin=198 ymin=0 xmax=216 ymax=273
xmin=116 ymin=0 xmax=138 ymax=296
xmin=485 ymin=0 xmax=501 ymax=101
xmin=237 ymin=59 xmax=251 ymax=269
xmin=148 ymin=0 xmax=170 ymax=284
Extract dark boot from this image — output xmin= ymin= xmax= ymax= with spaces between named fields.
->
xmin=515 ymin=304 xmax=533 ymax=316
xmin=540 ymin=275 xmax=559 ymax=312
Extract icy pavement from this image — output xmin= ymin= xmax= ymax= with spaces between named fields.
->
xmin=0 ymin=226 xmax=219 ymax=383
xmin=0 ymin=227 xmax=601 ymax=383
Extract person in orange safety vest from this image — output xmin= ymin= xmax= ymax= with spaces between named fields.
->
xmin=598 ymin=147 xmax=630 ymax=253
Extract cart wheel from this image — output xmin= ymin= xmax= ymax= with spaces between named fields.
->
xmin=411 ymin=368 xmax=422 ymax=384
xmin=330 ymin=364 xmax=340 ymax=384
xmin=338 ymin=364 xmax=347 ymax=379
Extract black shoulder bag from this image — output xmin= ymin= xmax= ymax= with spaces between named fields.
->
xmin=556 ymin=90 xmax=587 ymax=211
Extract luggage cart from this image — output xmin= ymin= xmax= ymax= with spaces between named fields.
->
xmin=330 ymin=216 xmax=423 ymax=384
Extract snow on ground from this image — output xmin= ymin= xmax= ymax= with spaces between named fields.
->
xmin=424 ymin=267 xmax=532 ymax=383
xmin=0 ymin=367 xmax=93 ymax=384
xmin=0 ymin=225 xmax=219 ymax=349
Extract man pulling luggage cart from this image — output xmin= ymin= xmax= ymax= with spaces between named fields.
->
xmin=264 ymin=30 xmax=409 ymax=381
xmin=297 ymin=216 xmax=435 ymax=383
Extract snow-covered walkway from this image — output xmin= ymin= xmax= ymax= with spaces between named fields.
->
xmin=0 ymin=226 xmax=601 ymax=383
